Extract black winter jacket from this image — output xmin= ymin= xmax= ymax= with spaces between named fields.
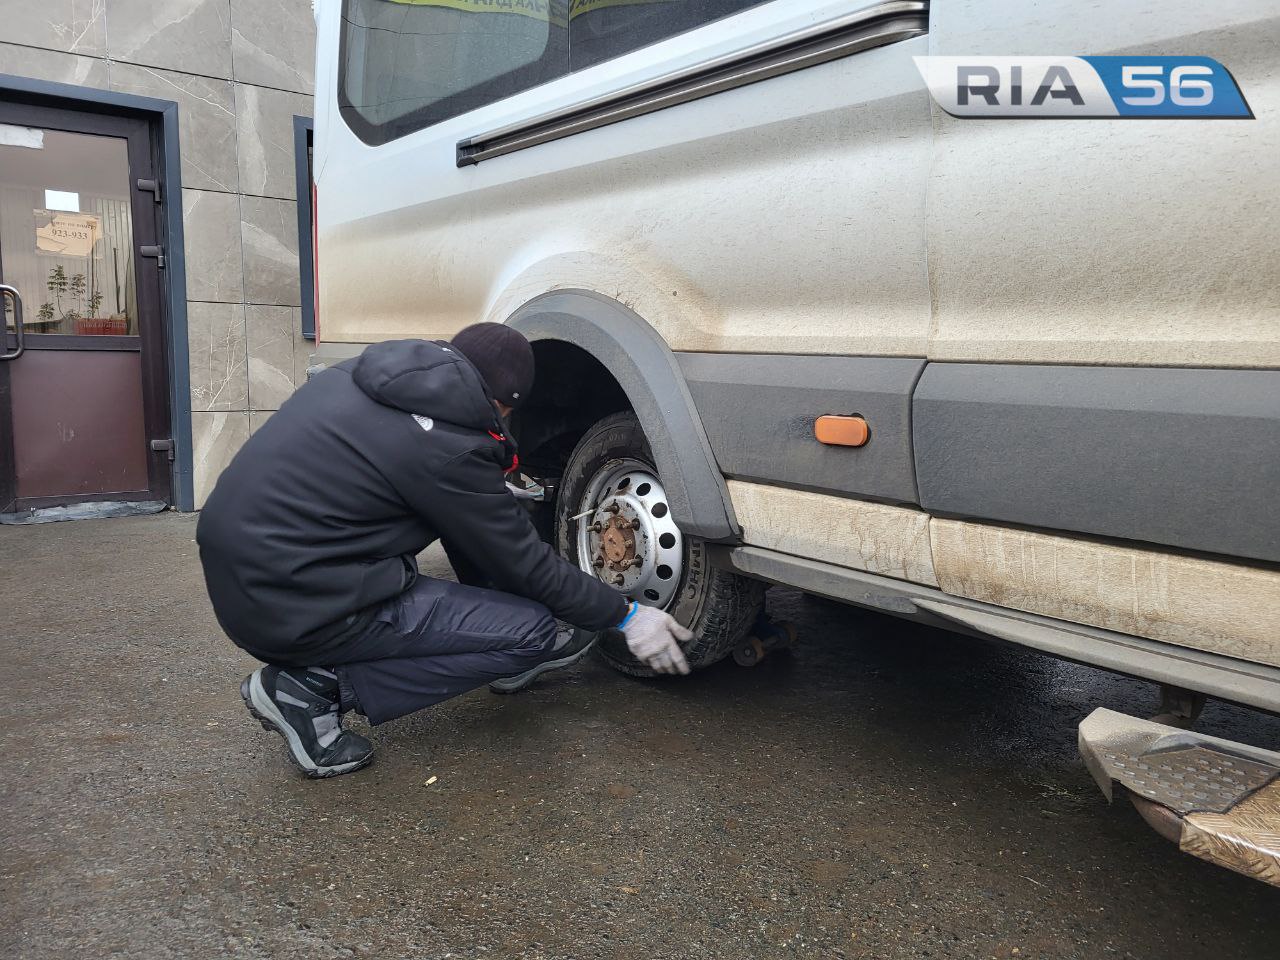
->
xmin=196 ymin=339 xmax=627 ymax=664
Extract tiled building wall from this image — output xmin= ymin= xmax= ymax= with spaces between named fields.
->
xmin=0 ymin=0 xmax=316 ymax=506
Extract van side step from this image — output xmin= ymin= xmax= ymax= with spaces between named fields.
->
xmin=1079 ymin=709 xmax=1280 ymax=886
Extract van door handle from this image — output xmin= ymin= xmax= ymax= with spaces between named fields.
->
xmin=0 ymin=284 xmax=25 ymax=361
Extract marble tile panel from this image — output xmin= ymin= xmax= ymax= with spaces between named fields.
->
xmin=235 ymin=83 xmax=312 ymax=199
xmin=192 ymin=410 xmax=250 ymax=507
xmin=182 ymin=189 xmax=245 ymax=303
xmin=0 ymin=42 xmax=108 ymax=88
xmin=107 ymin=0 xmax=232 ymax=78
xmin=246 ymin=304 xmax=295 ymax=409
xmin=187 ymin=301 xmax=248 ymax=411
xmin=240 ymin=195 xmax=300 ymax=306
xmin=4 ymin=0 xmax=107 ymax=57
xmin=230 ymin=0 xmax=315 ymax=94
xmin=111 ymin=63 xmax=238 ymax=193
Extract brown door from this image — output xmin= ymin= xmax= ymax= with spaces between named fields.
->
xmin=0 ymin=101 xmax=171 ymax=514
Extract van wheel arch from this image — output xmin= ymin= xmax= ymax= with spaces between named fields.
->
xmin=507 ymin=290 xmax=738 ymax=543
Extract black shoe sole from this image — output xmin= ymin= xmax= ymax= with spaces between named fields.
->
xmin=241 ymin=672 xmax=373 ymax=779
xmin=488 ymin=636 xmax=598 ymax=694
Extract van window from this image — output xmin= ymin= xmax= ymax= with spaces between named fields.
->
xmin=339 ymin=0 xmax=568 ymax=145
xmin=339 ymin=0 xmax=775 ymax=145
xmin=569 ymin=1 xmax=768 ymax=71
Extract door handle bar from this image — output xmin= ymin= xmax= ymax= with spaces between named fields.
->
xmin=0 ymin=284 xmax=24 ymax=361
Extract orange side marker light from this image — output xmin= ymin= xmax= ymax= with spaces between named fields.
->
xmin=815 ymin=415 xmax=869 ymax=447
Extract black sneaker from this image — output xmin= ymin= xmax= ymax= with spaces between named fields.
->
xmin=488 ymin=625 xmax=598 ymax=694
xmin=241 ymin=666 xmax=374 ymax=778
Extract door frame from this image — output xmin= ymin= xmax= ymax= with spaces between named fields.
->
xmin=0 ymin=73 xmax=194 ymax=511
xmin=0 ymin=102 xmax=170 ymax=510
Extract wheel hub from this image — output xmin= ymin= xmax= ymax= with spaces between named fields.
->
xmin=600 ymin=516 xmax=636 ymax=567
xmin=575 ymin=463 xmax=684 ymax=609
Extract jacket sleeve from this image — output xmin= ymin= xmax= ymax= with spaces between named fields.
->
xmin=407 ymin=445 xmax=630 ymax=632
xmin=440 ymin=537 xmax=492 ymax=590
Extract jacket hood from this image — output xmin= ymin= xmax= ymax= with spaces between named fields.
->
xmin=351 ymin=339 xmax=498 ymax=430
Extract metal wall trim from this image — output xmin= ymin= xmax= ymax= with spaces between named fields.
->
xmin=293 ymin=115 xmax=316 ymax=342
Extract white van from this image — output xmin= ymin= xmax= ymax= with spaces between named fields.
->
xmin=310 ymin=0 xmax=1280 ymax=883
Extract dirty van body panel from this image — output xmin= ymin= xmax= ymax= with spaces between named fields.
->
xmin=913 ymin=364 xmax=1280 ymax=564
xmin=925 ymin=0 xmax=1280 ymax=367
xmin=317 ymin=3 xmax=933 ymax=357
xmin=678 ymin=353 xmax=924 ymax=505
xmin=727 ymin=475 xmax=1280 ymax=676
xmin=730 ymin=480 xmax=937 ymax=586
xmin=928 ymin=519 xmax=1280 ymax=672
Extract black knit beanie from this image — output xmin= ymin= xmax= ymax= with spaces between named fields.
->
xmin=450 ymin=323 xmax=535 ymax=408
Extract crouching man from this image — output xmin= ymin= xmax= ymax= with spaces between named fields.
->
xmin=196 ymin=323 xmax=691 ymax=778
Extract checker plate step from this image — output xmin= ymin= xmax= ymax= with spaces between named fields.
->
xmin=1100 ymin=745 xmax=1278 ymax=814
xmin=1080 ymin=709 xmax=1280 ymax=887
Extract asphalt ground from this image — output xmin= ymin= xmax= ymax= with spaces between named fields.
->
xmin=2 ymin=513 xmax=1277 ymax=959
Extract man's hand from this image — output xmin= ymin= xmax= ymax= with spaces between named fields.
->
xmin=619 ymin=604 xmax=693 ymax=675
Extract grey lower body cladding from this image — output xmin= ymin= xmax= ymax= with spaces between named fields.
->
xmin=678 ymin=352 xmax=1279 ymax=565
xmin=677 ymin=352 xmax=924 ymax=506
xmin=912 ymin=363 xmax=1280 ymax=564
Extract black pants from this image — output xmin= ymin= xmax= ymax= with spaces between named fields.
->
xmin=325 ymin=577 xmax=559 ymax=725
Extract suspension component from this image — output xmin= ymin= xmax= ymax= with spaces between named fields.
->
xmin=733 ymin=617 xmax=797 ymax=667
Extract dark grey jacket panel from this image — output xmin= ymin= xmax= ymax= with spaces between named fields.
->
xmin=913 ymin=364 xmax=1280 ymax=563
xmin=678 ymin=353 xmax=925 ymax=505
xmin=197 ymin=339 xmax=628 ymax=664
xmin=508 ymin=290 xmax=738 ymax=542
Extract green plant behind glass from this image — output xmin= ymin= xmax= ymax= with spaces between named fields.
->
xmin=37 ymin=265 xmax=103 ymax=325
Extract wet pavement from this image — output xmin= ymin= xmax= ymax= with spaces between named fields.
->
xmin=1 ymin=513 xmax=1277 ymax=960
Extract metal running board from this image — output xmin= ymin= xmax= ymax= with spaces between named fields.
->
xmin=1079 ymin=709 xmax=1280 ymax=886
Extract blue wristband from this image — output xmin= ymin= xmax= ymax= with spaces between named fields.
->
xmin=616 ymin=602 xmax=638 ymax=629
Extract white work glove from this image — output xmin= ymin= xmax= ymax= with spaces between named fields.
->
xmin=618 ymin=603 xmax=693 ymax=675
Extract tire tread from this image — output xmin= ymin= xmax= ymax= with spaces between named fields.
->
xmin=557 ymin=412 xmax=764 ymax=677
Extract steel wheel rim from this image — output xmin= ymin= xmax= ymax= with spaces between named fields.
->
xmin=575 ymin=458 xmax=684 ymax=610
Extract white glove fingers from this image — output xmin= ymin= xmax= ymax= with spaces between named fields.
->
xmin=650 ymin=650 xmax=675 ymax=674
xmin=621 ymin=604 xmax=694 ymax=676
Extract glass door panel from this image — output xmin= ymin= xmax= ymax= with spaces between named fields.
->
xmin=0 ymin=124 xmax=138 ymax=338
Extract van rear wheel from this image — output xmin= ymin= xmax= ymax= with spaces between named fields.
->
xmin=555 ymin=412 xmax=764 ymax=677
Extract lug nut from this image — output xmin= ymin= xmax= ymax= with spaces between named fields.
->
xmin=588 ymin=522 xmax=602 ymax=533
xmin=592 ymin=557 xmax=605 ymax=569
xmin=629 ymin=558 xmax=644 ymax=568
xmin=612 ymin=574 xmax=626 ymax=585
xmin=629 ymin=519 xmax=641 ymax=529
xmin=604 ymin=502 xmax=621 ymax=514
